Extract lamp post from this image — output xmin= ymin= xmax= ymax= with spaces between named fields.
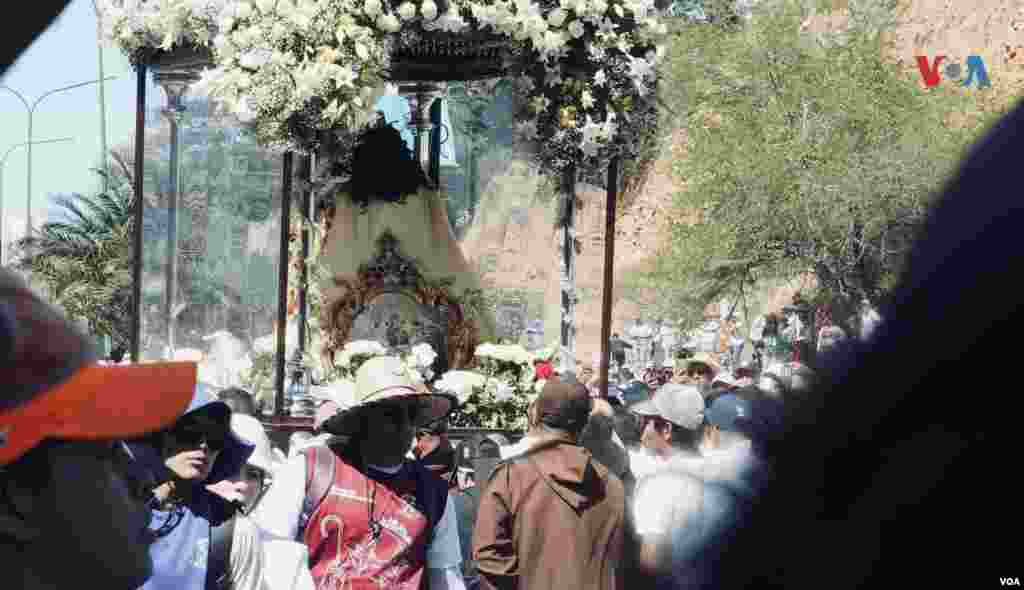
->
xmin=0 ymin=137 xmax=74 ymax=265
xmin=1 ymin=76 xmax=117 ymax=237
xmin=92 ymin=0 xmax=110 ymax=192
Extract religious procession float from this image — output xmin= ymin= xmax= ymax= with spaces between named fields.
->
xmin=99 ymin=0 xmax=669 ymax=440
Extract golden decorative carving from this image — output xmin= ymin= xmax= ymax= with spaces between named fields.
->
xmin=322 ymin=231 xmax=482 ymax=371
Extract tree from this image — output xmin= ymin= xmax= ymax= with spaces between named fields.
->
xmin=15 ymin=167 xmax=134 ymax=357
xmin=628 ymin=0 xmax=1005 ymax=333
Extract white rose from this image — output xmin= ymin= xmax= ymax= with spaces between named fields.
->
xmin=421 ymin=0 xmax=438 ymax=20
xmin=475 ymin=343 xmax=498 ymax=358
xmin=354 ymin=42 xmax=369 ymax=60
xmin=364 ymin=0 xmax=382 ymax=16
xmin=378 ymin=12 xmax=401 ymax=31
xmin=398 ymin=2 xmax=417 ymax=19
xmin=411 ymin=343 xmax=438 ymax=367
xmin=547 ymin=8 xmax=567 ymax=27
xmin=490 ymin=379 xmax=516 ymax=402
xmin=568 ymin=19 xmax=585 ymax=38
xmin=581 ymin=90 xmax=595 ymax=109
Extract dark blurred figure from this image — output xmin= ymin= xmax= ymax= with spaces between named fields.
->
xmin=0 ymin=268 xmax=197 ymax=590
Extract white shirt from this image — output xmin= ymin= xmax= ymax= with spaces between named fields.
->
xmin=228 ymin=516 xmax=269 ymax=590
xmin=252 ymin=455 xmax=465 ymax=590
xmin=632 ymin=438 xmax=755 ymax=538
xmin=258 ymin=529 xmax=316 ymax=590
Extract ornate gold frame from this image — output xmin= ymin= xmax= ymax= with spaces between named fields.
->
xmin=321 ymin=231 xmax=481 ymax=371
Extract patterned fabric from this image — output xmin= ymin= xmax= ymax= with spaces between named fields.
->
xmin=304 ymin=460 xmax=440 ymax=590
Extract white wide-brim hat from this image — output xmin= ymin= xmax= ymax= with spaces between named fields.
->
xmin=322 ymin=356 xmax=455 ymax=436
xmin=230 ymin=413 xmax=281 ymax=476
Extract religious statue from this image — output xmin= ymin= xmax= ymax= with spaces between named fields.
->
xmin=317 ymin=120 xmax=494 ymax=369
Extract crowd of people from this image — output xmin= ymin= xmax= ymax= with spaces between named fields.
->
xmin=0 ymin=4 xmax=1011 ymax=587
xmin=0 ymin=254 xmax=795 ymax=590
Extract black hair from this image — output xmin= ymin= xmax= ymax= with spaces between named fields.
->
xmin=345 ymin=122 xmax=430 ymax=211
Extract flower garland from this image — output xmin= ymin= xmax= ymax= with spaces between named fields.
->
xmin=100 ymin=0 xmax=227 ymax=63
xmin=102 ymin=0 xmax=668 ymax=175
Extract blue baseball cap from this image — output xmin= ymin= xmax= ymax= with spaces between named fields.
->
xmin=705 ymin=394 xmax=753 ymax=432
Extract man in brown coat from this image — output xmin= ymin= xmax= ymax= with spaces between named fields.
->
xmin=472 ymin=381 xmax=626 ymax=590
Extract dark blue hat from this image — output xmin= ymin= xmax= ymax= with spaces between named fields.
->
xmin=705 ymin=393 xmax=754 ymax=432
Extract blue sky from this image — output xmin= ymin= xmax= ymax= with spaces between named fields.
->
xmin=0 ymin=0 xmax=162 ymax=237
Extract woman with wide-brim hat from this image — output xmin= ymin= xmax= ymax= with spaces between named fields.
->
xmin=252 ymin=356 xmax=466 ymax=590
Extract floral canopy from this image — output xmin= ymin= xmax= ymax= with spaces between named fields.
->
xmin=101 ymin=0 xmax=667 ymax=177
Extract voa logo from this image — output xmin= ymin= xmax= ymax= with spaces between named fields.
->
xmin=915 ymin=55 xmax=992 ymax=89
xmin=1000 ymin=578 xmax=1021 ymax=586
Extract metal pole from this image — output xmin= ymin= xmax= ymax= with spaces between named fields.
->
xmin=2 ymin=78 xmax=117 ymax=238
xmin=559 ymin=163 xmax=577 ymax=374
xmin=599 ymin=156 xmax=620 ymax=398
xmin=163 ymin=102 xmax=181 ymax=358
xmin=0 ymin=138 xmax=74 ymax=266
xmin=26 ymin=114 xmax=32 ymax=234
xmin=275 ymin=152 xmax=294 ymax=416
xmin=297 ymin=154 xmax=311 ymax=353
xmin=130 ymin=66 xmax=147 ymax=363
xmin=92 ymin=0 xmax=109 ymax=191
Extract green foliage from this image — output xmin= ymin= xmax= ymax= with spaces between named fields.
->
xmin=15 ymin=169 xmax=135 ymax=351
xmin=630 ymin=0 xmax=997 ymax=330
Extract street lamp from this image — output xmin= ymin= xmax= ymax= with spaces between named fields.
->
xmin=0 ymin=137 xmax=74 ymax=265
xmin=1 ymin=76 xmax=117 ymax=237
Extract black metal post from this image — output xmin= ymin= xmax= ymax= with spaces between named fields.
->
xmin=275 ymin=152 xmax=294 ymax=416
xmin=297 ymin=154 xmax=311 ymax=353
xmin=130 ymin=65 xmax=147 ymax=363
xmin=599 ymin=156 xmax=619 ymax=397
xmin=163 ymin=105 xmax=179 ymax=357
xmin=559 ymin=163 xmax=576 ymax=373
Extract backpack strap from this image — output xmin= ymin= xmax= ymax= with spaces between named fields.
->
xmin=298 ymin=445 xmax=336 ymax=540
xmin=206 ymin=517 xmax=237 ymax=590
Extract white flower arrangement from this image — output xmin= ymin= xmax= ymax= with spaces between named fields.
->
xmin=433 ymin=369 xmax=487 ymax=403
xmin=474 ymin=343 xmax=534 ymax=366
xmin=333 ymin=339 xmax=390 ymax=378
xmin=102 ymin=0 xmax=667 ymax=171
xmin=442 ymin=341 xmax=550 ymax=430
xmin=99 ymin=0 xmax=227 ymax=60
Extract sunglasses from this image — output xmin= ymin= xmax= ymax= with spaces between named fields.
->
xmin=169 ymin=423 xmax=228 ymax=452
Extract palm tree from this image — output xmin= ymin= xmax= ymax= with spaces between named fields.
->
xmin=14 ymin=167 xmax=134 ymax=359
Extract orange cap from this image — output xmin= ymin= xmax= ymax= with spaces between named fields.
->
xmin=0 ymin=362 xmax=198 ymax=465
